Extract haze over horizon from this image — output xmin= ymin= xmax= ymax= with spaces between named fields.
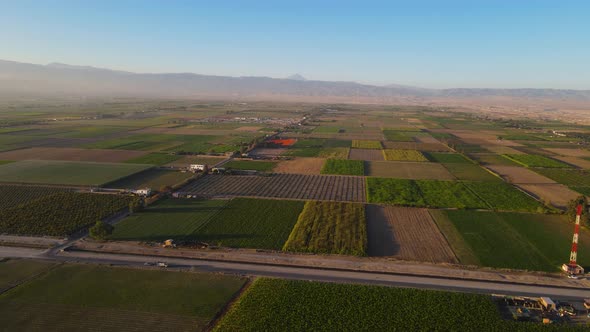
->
xmin=2 ymin=0 xmax=590 ymax=89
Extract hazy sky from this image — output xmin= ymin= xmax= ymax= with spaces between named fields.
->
xmin=2 ymin=0 xmax=589 ymax=89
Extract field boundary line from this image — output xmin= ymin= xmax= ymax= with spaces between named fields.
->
xmin=204 ymin=278 xmax=253 ymax=332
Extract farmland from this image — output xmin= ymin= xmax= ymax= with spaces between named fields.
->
xmin=182 ymin=174 xmax=367 ymax=202
xmin=283 ymin=201 xmax=366 ymax=256
xmin=348 ymin=148 xmax=384 ymax=161
xmin=123 ymin=153 xmax=182 ymax=165
xmin=0 ymin=264 xmax=246 ymax=332
xmin=0 ymin=192 xmax=137 ymax=236
xmin=464 ymin=182 xmax=545 ymax=212
xmin=364 ymin=161 xmax=454 ymax=180
xmin=351 ymin=140 xmax=382 ymax=149
xmin=0 ymin=259 xmax=55 ymax=290
xmin=382 ymin=129 xmax=417 ymax=141
xmin=443 ymin=163 xmax=502 ymax=182
xmin=0 ymin=160 xmax=151 ymax=186
xmin=274 ymin=157 xmax=325 ymax=174
xmin=110 ymin=199 xmax=227 ymax=241
xmin=320 ymin=159 xmax=364 ymax=175
xmin=195 ymin=198 xmax=305 ymax=250
xmin=531 ymin=168 xmax=590 ymax=186
xmin=503 ymin=154 xmax=572 ymax=168
xmin=105 ymin=169 xmax=194 ymax=190
xmin=0 ymin=147 xmax=148 ymax=163
xmin=382 ymin=149 xmax=428 ymax=162
xmin=0 ymin=185 xmax=69 ymax=209
xmin=366 ymin=205 xmax=456 ymax=263
xmin=223 ymin=160 xmax=277 ymax=172
xmin=432 ymin=210 xmax=590 ymax=271
xmin=425 ymin=152 xmax=471 ymax=163
xmin=216 ymin=278 xmax=552 ymax=332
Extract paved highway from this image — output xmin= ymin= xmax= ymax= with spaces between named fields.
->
xmin=2 ymin=246 xmax=589 ymax=301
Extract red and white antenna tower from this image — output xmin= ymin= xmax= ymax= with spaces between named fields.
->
xmin=562 ymin=204 xmax=585 ymax=275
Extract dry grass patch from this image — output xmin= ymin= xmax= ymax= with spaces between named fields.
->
xmin=274 ymin=158 xmax=325 ymax=174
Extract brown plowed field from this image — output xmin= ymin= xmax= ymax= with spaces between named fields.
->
xmin=552 ymin=156 xmax=590 ymax=169
xmin=366 ymin=205 xmax=457 ymax=263
xmin=365 ymin=161 xmax=454 ymax=180
xmin=517 ymin=183 xmax=580 ymax=209
xmin=181 ymin=174 xmax=366 ymax=202
xmin=348 ymin=148 xmax=384 ymax=161
xmin=274 ymin=158 xmax=325 ymax=174
xmin=484 ymin=139 xmax=523 ymax=147
xmin=485 ymin=165 xmax=556 ymax=184
xmin=381 ymin=141 xmax=450 ymax=152
xmin=0 ymin=147 xmax=147 ymax=163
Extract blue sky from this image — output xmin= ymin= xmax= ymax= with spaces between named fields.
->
xmin=2 ymin=0 xmax=589 ymax=89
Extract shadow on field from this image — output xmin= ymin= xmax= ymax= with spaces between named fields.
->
xmin=366 ymin=204 xmax=400 ymax=256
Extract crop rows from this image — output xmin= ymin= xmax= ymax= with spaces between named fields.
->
xmin=284 ymin=201 xmax=366 ymax=256
xmin=0 ymin=192 xmax=137 ymax=236
xmin=382 ymin=149 xmax=428 ymax=162
xmin=351 ymin=140 xmax=382 ymax=149
xmin=0 ymin=185 xmax=70 ymax=209
xmin=215 ymin=278 xmax=547 ymax=332
xmin=320 ymin=159 xmax=364 ymax=175
xmin=503 ymin=154 xmax=571 ymax=168
xmin=182 ymin=174 xmax=366 ymax=202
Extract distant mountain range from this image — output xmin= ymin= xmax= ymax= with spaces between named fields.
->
xmin=1 ymin=59 xmax=589 ymax=102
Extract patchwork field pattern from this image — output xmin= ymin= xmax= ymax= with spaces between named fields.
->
xmin=284 ymin=201 xmax=366 ymax=256
xmin=105 ymin=169 xmax=193 ymax=190
xmin=224 ymin=160 xmax=277 ymax=172
xmin=366 ymin=205 xmax=456 ymax=263
xmin=0 ymin=185 xmax=70 ymax=209
xmin=182 ymin=174 xmax=367 ymax=202
xmin=530 ymin=168 xmax=590 ymax=186
xmin=485 ymin=165 xmax=556 ymax=184
xmin=381 ymin=141 xmax=450 ymax=152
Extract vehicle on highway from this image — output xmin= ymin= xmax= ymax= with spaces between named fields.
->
xmin=156 ymin=262 xmax=168 ymax=268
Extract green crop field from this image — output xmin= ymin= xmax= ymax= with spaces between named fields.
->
xmin=0 ymin=259 xmax=55 ymax=290
xmin=0 ymin=192 xmax=137 ymax=236
xmin=215 ymin=278 xmax=562 ymax=332
xmin=573 ymin=186 xmax=590 ymax=196
xmin=425 ymin=152 xmax=471 ymax=163
xmin=124 ymin=153 xmax=182 ymax=165
xmin=470 ymin=153 xmax=521 ymax=166
xmin=503 ymin=154 xmax=572 ymax=168
xmin=443 ymin=163 xmax=502 ymax=182
xmin=111 ymin=199 xmax=227 ymax=241
xmin=0 ymin=160 xmax=13 ymax=165
xmin=0 ymin=264 xmax=246 ymax=332
xmin=382 ymin=130 xmax=416 ymax=142
xmin=283 ymin=201 xmax=366 ymax=256
xmin=105 ymin=169 xmax=193 ymax=190
xmin=224 ymin=160 xmax=277 ymax=172
xmin=465 ymin=182 xmax=545 ymax=212
xmin=351 ymin=140 xmax=382 ymax=149
xmin=367 ymin=178 xmax=486 ymax=209
xmin=433 ymin=210 xmax=590 ymax=271
xmin=194 ymin=198 xmax=305 ymax=250
xmin=0 ymin=185 xmax=70 ymax=209
xmin=382 ymin=149 xmax=428 ymax=162
xmin=0 ymin=160 xmax=151 ymax=186
xmin=531 ymin=168 xmax=590 ymax=186
xmin=320 ymin=159 xmax=364 ymax=175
